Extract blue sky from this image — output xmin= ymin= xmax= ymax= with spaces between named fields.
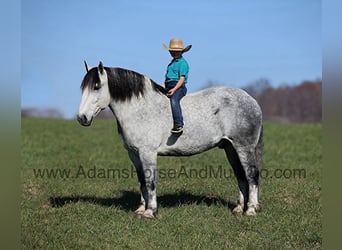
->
xmin=22 ymin=0 xmax=321 ymax=118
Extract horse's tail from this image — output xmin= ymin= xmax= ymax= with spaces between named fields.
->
xmin=255 ymin=124 xmax=263 ymax=173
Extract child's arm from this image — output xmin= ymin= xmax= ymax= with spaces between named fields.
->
xmin=167 ymin=76 xmax=185 ymax=97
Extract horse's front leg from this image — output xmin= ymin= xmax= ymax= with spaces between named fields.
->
xmin=128 ymin=150 xmax=157 ymax=219
xmin=138 ymin=151 xmax=158 ymax=219
xmin=128 ymin=151 xmax=146 ymax=215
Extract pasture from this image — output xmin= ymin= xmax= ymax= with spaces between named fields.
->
xmin=21 ymin=118 xmax=322 ymax=249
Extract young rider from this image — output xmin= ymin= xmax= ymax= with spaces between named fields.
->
xmin=163 ymin=38 xmax=192 ymax=134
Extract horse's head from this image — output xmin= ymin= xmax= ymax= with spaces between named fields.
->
xmin=77 ymin=61 xmax=111 ymax=126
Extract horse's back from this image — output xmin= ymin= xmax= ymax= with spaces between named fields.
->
xmin=185 ymin=86 xmax=258 ymax=105
xmin=183 ymin=86 xmax=262 ymax=123
xmin=157 ymin=86 xmax=262 ymax=156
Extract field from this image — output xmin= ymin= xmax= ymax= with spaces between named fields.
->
xmin=21 ymin=118 xmax=322 ymax=249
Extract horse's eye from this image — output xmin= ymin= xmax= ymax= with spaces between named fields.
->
xmin=94 ymin=83 xmax=101 ymax=90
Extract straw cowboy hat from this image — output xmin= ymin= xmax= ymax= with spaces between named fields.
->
xmin=163 ymin=38 xmax=192 ymax=53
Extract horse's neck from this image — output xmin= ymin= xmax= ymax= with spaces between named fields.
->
xmin=109 ymin=88 xmax=169 ymax=126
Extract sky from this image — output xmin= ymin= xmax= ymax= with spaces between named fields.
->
xmin=21 ymin=0 xmax=321 ymax=119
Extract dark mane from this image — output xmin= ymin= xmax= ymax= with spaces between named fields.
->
xmin=81 ymin=67 xmax=167 ymax=101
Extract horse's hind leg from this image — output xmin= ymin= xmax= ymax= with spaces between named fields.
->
xmin=236 ymin=146 xmax=261 ymax=216
xmin=223 ymin=142 xmax=248 ymax=215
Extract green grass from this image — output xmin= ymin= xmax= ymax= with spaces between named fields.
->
xmin=21 ymin=118 xmax=322 ymax=249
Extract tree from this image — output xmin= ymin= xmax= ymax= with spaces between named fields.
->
xmin=243 ymin=78 xmax=272 ymax=98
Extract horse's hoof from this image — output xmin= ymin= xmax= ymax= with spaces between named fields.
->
xmin=232 ymin=204 xmax=244 ymax=215
xmin=134 ymin=205 xmax=145 ymax=215
xmin=141 ymin=209 xmax=155 ymax=219
xmin=245 ymin=207 xmax=257 ymax=216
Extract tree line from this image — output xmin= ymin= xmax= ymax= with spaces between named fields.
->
xmin=243 ymin=79 xmax=321 ymax=123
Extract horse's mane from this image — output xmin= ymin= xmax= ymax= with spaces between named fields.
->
xmin=81 ymin=67 xmax=167 ymax=101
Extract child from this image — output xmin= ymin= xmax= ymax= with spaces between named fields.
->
xmin=163 ymin=38 xmax=192 ymax=134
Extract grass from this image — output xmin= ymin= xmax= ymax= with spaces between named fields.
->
xmin=21 ymin=118 xmax=322 ymax=249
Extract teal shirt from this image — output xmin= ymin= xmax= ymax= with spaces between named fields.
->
xmin=165 ymin=56 xmax=189 ymax=84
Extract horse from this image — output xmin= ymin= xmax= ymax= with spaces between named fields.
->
xmin=77 ymin=61 xmax=263 ymax=219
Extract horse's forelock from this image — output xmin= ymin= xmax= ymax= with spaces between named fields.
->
xmin=80 ymin=68 xmax=100 ymax=91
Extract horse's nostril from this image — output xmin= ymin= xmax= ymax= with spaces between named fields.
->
xmin=77 ymin=114 xmax=86 ymax=124
xmin=77 ymin=114 xmax=92 ymax=126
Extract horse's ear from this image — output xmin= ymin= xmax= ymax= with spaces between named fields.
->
xmin=84 ymin=60 xmax=90 ymax=72
xmin=98 ymin=61 xmax=104 ymax=75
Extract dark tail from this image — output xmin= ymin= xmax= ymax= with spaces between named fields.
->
xmin=255 ymin=124 xmax=263 ymax=173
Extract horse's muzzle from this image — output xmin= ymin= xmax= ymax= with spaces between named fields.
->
xmin=77 ymin=114 xmax=92 ymax=126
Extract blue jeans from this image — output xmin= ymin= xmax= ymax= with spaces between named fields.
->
xmin=165 ymin=81 xmax=187 ymax=127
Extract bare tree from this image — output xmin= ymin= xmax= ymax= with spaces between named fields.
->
xmin=243 ymin=78 xmax=272 ymax=98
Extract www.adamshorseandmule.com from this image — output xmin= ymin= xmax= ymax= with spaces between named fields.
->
xmin=32 ymin=165 xmax=306 ymax=180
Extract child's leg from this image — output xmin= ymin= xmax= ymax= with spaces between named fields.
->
xmin=170 ymin=85 xmax=187 ymax=127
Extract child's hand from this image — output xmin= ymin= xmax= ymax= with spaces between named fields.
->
xmin=167 ymin=88 xmax=176 ymax=97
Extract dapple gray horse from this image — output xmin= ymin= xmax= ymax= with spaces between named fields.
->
xmin=77 ymin=61 xmax=263 ymax=219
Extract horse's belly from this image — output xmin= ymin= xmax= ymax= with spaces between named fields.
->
xmin=157 ymin=136 xmax=220 ymax=156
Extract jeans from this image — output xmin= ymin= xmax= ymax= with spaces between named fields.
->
xmin=165 ymin=81 xmax=187 ymax=127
